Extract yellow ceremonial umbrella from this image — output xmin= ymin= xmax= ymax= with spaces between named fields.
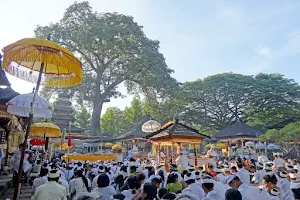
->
xmin=104 ymin=142 xmax=113 ymax=147
xmin=112 ymin=144 xmax=123 ymax=150
xmin=2 ymin=38 xmax=82 ymax=200
xmin=216 ymin=143 xmax=226 ymax=149
xmin=30 ymin=123 xmax=61 ymax=138
xmin=59 ymin=143 xmax=73 ymax=150
xmin=2 ymin=38 xmax=82 ymax=87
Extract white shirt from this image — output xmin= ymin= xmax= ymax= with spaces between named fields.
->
xmin=203 ymin=190 xmax=222 ymax=200
xmin=69 ymin=177 xmax=88 ymax=198
xmin=237 ymin=168 xmax=250 ymax=184
xmin=183 ymin=183 xmax=205 ymax=200
xmin=171 ymin=171 xmax=183 ymax=182
xmin=216 ymin=173 xmax=225 ymax=183
xmin=31 ymin=181 xmax=67 ymax=200
xmin=122 ymin=189 xmax=135 ymax=200
xmin=238 ymin=183 xmax=271 ymax=200
xmin=212 ymin=181 xmax=226 ymax=200
xmin=252 ymin=170 xmax=267 ymax=184
xmin=273 ymin=158 xmax=284 ymax=168
xmin=176 ymin=155 xmax=189 ymax=170
xmin=12 ymin=150 xmax=22 ymax=172
xmin=59 ymin=178 xmax=69 ymax=197
xmin=207 ymin=149 xmax=217 ymax=157
xmin=92 ymin=175 xmax=99 ymax=189
xmin=32 ymin=176 xmax=48 ymax=190
xmin=92 ymin=186 xmax=116 ymax=200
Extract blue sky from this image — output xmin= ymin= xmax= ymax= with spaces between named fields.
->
xmin=1 ymin=0 xmax=300 ymax=110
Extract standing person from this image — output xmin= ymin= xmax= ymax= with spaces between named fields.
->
xmin=31 ymin=168 xmax=67 ymax=200
xmin=176 ymin=151 xmax=189 ymax=172
xmin=69 ymin=170 xmax=89 ymax=199
xmin=11 ymin=143 xmax=25 ymax=185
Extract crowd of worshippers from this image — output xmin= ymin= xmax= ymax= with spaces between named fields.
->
xmin=27 ymin=154 xmax=300 ymax=200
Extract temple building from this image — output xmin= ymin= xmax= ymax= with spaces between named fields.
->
xmin=51 ymin=93 xmax=85 ymax=140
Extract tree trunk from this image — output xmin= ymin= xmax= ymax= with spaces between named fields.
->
xmin=90 ymin=101 xmax=103 ymax=136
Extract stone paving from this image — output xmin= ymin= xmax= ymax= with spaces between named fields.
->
xmin=1 ymin=185 xmax=33 ymax=200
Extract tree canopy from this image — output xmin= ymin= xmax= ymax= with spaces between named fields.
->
xmin=37 ymin=1 xmax=177 ymax=136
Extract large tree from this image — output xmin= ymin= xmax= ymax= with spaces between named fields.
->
xmin=36 ymin=2 xmax=177 ymax=135
xmin=179 ymin=73 xmax=254 ymax=130
xmin=176 ymin=73 xmax=300 ymax=131
xmin=245 ymin=73 xmax=300 ymax=129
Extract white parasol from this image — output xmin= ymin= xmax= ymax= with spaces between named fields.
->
xmin=267 ymin=143 xmax=279 ymax=150
xmin=142 ymin=120 xmax=161 ymax=133
xmin=245 ymin=141 xmax=255 ymax=147
xmin=255 ymin=142 xmax=265 ymax=149
xmin=7 ymin=93 xmax=52 ymax=118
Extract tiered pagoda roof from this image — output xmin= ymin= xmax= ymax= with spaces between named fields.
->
xmin=51 ymin=92 xmax=84 ymax=134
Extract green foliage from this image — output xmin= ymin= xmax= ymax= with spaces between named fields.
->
xmin=123 ymin=97 xmax=144 ymax=124
xmin=178 ymin=73 xmax=254 ymax=130
xmin=36 ymin=1 xmax=177 ymax=135
xmin=101 ymin=107 xmax=129 ymax=135
xmin=260 ymin=122 xmax=300 ymax=144
xmin=74 ymin=106 xmax=91 ymax=131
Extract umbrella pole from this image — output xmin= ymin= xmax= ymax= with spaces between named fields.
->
xmin=13 ymin=63 xmax=44 ymax=200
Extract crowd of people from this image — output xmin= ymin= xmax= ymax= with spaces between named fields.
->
xmin=11 ymin=149 xmax=298 ymax=200
xmin=7 ymin=144 xmax=300 ymax=200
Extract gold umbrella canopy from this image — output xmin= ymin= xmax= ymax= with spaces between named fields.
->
xmin=30 ymin=123 xmax=61 ymax=138
xmin=104 ymin=142 xmax=113 ymax=147
xmin=2 ymin=38 xmax=82 ymax=87
xmin=112 ymin=144 xmax=123 ymax=150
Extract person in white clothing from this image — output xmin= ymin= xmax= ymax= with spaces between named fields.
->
xmin=92 ymin=165 xmax=105 ymax=189
xmin=201 ymin=178 xmax=222 ymax=200
xmin=225 ymin=174 xmax=271 ymax=200
xmin=31 ymin=168 xmax=67 ymax=200
xmin=32 ymin=167 xmax=49 ymax=191
xmin=92 ymin=173 xmax=116 ymax=200
xmin=183 ymin=173 xmax=206 ymax=199
xmin=237 ymin=162 xmax=250 ymax=185
xmin=273 ymin=153 xmax=285 ymax=170
xmin=176 ymin=151 xmax=189 ymax=171
xmin=201 ymin=175 xmax=225 ymax=200
xmin=58 ymin=172 xmax=69 ymax=199
xmin=252 ymin=162 xmax=267 ymax=185
xmin=121 ymin=176 xmax=141 ymax=200
xmin=69 ymin=170 xmax=89 ymax=199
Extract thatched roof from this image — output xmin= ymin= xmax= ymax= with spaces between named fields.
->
xmin=116 ymin=115 xmax=158 ymax=140
xmin=145 ymin=120 xmax=210 ymax=139
xmin=213 ymin=122 xmax=264 ymax=139
xmin=0 ymin=87 xmax=19 ymax=104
